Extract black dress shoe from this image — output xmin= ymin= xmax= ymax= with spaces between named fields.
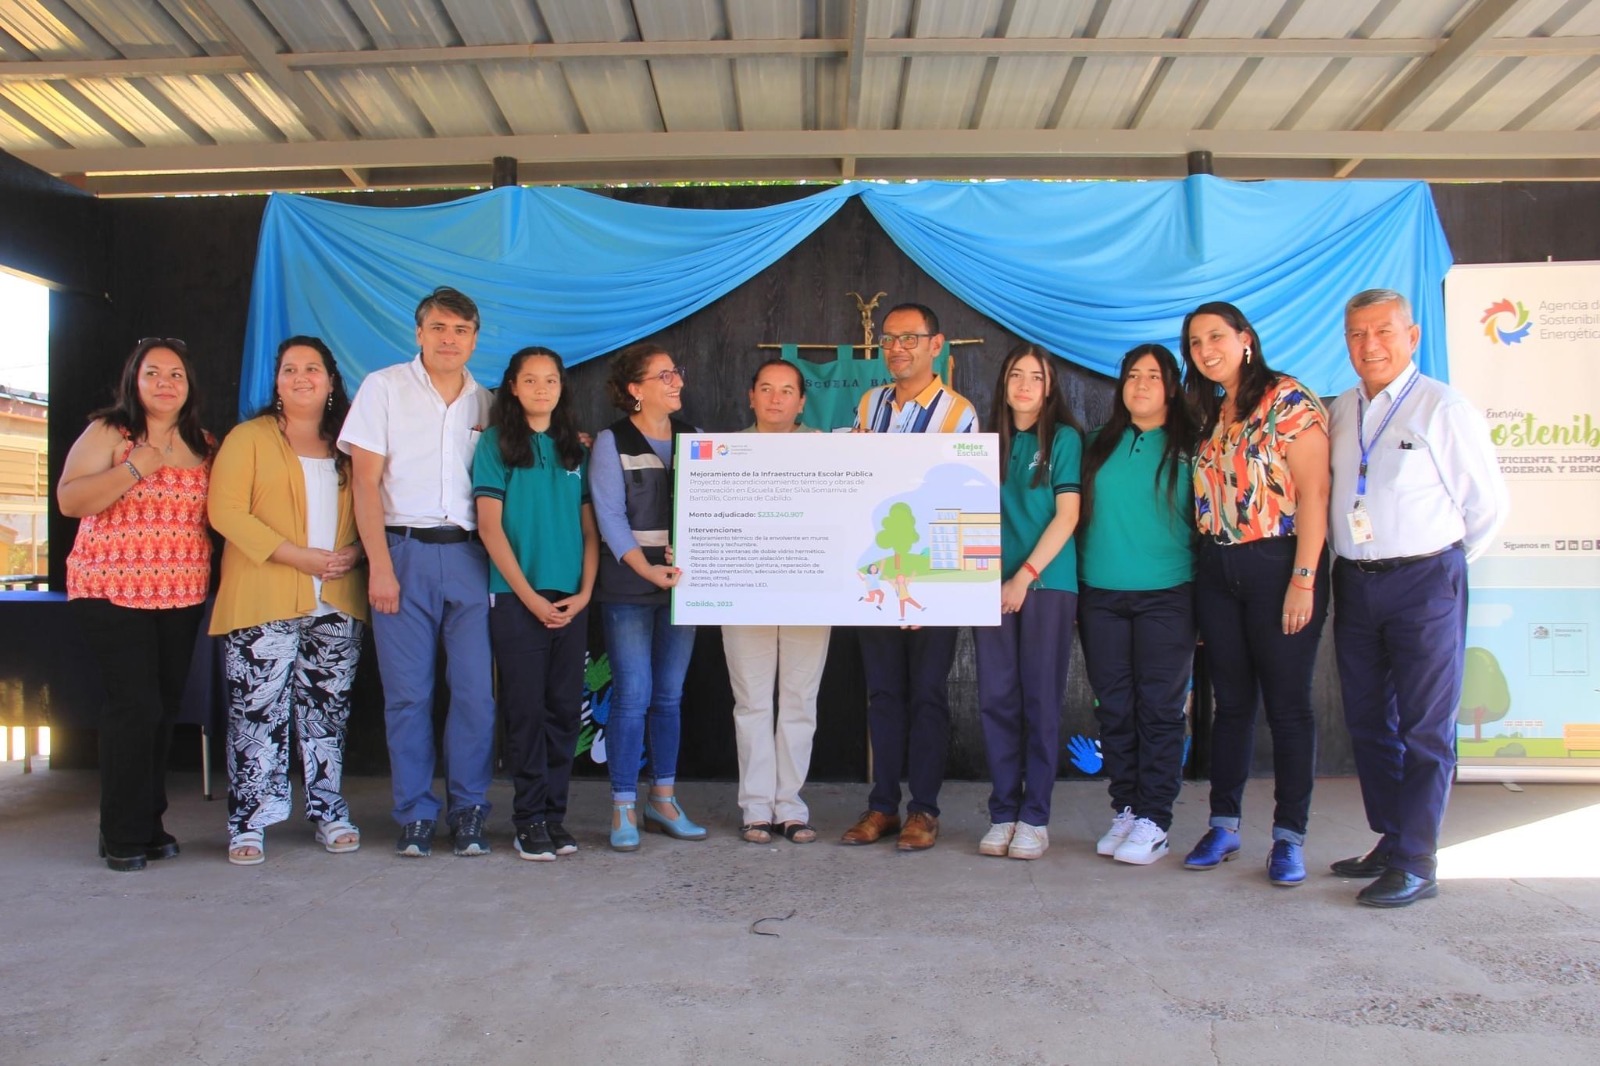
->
xmin=145 ymin=832 xmax=181 ymax=861
xmin=97 ymin=834 xmax=148 ymax=873
xmin=1330 ymin=846 xmax=1389 ymax=878
xmin=1357 ymin=867 xmax=1438 ymax=908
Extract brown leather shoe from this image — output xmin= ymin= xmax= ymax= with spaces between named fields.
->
xmin=840 ymin=810 xmax=900 ymax=845
xmin=896 ymin=811 xmax=939 ymax=851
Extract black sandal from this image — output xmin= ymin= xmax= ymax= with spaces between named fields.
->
xmin=740 ymin=822 xmax=774 ymax=844
xmin=781 ymin=822 xmax=818 ymax=844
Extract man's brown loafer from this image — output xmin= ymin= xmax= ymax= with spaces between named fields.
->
xmin=896 ymin=811 xmax=939 ymax=851
xmin=840 ymin=810 xmax=900 ymax=845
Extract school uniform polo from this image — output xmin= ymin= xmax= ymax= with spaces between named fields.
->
xmin=1079 ymin=426 xmax=1194 ymax=591
xmin=471 ymin=428 xmax=589 ymax=595
xmin=1001 ymin=424 xmax=1082 ymax=591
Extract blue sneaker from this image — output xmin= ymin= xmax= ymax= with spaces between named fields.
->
xmin=1182 ymin=827 xmax=1240 ymax=869
xmin=1268 ymin=839 xmax=1306 ymax=886
xmin=396 ymin=819 xmax=434 ymax=858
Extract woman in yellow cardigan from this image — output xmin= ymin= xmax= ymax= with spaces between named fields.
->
xmin=208 ymin=336 xmax=367 ymax=865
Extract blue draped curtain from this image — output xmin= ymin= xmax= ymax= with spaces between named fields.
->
xmin=241 ymin=178 xmax=1451 ymax=416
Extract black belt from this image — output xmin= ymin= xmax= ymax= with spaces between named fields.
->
xmin=1339 ymin=541 xmax=1462 ymax=574
xmin=385 ymin=525 xmax=476 ymax=545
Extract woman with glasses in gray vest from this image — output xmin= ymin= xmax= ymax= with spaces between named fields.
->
xmin=589 ymin=343 xmax=706 ymax=851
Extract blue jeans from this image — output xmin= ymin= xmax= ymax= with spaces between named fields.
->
xmin=1195 ymin=537 xmax=1328 ymax=844
xmin=370 ymin=535 xmax=495 ymax=826
xmin=601 ymin=602 xmax=696 ymax=802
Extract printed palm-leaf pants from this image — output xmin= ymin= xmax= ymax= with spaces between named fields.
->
xmin=224 ymin=612 xmax=364 ymax=836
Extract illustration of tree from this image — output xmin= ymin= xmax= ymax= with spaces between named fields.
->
xmin=875 ymin=502 xmax=921 ymax=572
xmin=1459 ymin=646 xmax=1510 ymax=742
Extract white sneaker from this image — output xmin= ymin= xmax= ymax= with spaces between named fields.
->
xmin=1008 ymin=822 xmax=1049 ymax=860
xmin=1113 ymin=817 xmax=1170 ymax=865
xmin=978 ymin=821 xmax=1016 ymax=857
xmin=1096 ymin=807 xmax=1136 ymax=856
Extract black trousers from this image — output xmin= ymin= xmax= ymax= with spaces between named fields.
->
xmin=1079 ymin=583 xmax=1195 ymax=831
xmin=73 ymin=598 xmax=204 ymax=850
xmin=860 ymin=625 xmax=959 ymax=818
xmin=489 ymin=592 xmax=587 ymax=824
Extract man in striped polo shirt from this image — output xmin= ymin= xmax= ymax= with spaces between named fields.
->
xmin=840 ymin=302 xmax=979 ymax=852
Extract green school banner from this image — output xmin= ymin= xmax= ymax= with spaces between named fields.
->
xmin=781 ymin=342 xmax=954 ymax=431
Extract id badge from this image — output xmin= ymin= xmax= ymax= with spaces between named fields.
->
xmin=1346 ymin=506 xmax=1374 ymax=544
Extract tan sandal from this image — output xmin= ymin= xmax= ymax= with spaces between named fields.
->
xmin=740 ymin=822 xmax=774 ymax=844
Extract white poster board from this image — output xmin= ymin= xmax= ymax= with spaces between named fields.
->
xmin=1445 ymin=262 xmax=1600 ymax=782
xmin=673 ymin=433 xmax=1002 ymax=627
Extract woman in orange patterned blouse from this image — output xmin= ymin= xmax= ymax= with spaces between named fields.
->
xmin=59 ymin=338 xmax=215 ymax=872
xmin=1178 ymin=302 xmax=1330 ymax=889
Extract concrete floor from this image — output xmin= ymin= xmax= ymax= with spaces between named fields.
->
xmin=1 ymin=766 xmax=1597 ymax=1066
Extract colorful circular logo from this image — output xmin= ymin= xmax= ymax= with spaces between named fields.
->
xmin=1480 ymin=298 xmax=1532 ymax=345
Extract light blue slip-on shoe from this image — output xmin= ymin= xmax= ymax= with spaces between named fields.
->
xmin=642 ymin=796 xmax=708 ymax=840
xmin=610 ymin=803 xmax=640 ymax=852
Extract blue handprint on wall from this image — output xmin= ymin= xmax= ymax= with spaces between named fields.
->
xmin=1064 ymin=733 xmax=1194 ymax=775
xmin=1065 ymin=734 xmax=1103 ymax=775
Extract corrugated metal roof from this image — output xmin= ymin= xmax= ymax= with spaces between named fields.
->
xmin=1 ymin=0 xmax=1596 ymax=194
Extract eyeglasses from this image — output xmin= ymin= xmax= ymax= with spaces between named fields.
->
xmin=640 ymin=366 xmax=687 ymax=385
xmin=136 ymin=337 xmax=188 ymax=354
xmin=879 ymin=332 xmax=934 ymax=349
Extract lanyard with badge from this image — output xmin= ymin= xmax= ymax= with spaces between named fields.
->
xmin=1347 ymin=372 xmax=1420 ymax=544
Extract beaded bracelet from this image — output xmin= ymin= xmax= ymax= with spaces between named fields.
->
xmin=123 ymin=459 xmax=144 ymax=482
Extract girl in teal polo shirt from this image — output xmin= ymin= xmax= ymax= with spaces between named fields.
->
xmin=1077 ymin=344 xmax=1198 ymax=866
xmin=974 ymin=343 xmax=1082 ymax=861
xmin=473 ymin=347 xmax=598 ymax=862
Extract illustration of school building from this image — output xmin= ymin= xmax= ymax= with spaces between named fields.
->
xmin=929 ymin=508 xmax=1002 ymax=571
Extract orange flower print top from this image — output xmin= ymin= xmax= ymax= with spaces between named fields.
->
xmin=66 ymin=433 xmax=212 ymax=609
xmin=1193 ymin=375 xmax=1327 ymax=544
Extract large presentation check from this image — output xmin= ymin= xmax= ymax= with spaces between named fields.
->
xmin=673 ymin=433 xmax=1002 ymax=627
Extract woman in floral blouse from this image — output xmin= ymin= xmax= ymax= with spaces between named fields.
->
xmin=1179 ymin=301 xmax=1330 ymax=888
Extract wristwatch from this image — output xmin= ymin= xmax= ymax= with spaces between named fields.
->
xmin=1292 ymin=566 xmax=1316 ymax=578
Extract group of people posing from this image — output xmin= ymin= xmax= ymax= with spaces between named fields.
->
xmin=59 ymin=284 xmax=1505 ymax=909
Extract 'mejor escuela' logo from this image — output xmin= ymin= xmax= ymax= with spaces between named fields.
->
xmin=1480 ymin=298 xmax=1533 ymax=345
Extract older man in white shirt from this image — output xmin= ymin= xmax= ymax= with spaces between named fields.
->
xmin=1327 ymin=288 xmax=1509 ymax=907
xmin=339 ymin=286 xmax=495 ymax=859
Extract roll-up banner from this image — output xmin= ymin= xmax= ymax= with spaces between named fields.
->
xmin=1446 ymin=262 xmax=1600 ymax=782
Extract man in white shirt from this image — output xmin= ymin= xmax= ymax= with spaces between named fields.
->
xmin=339 ymin=286 xmax=496 ymax=858
xmin=1327 ymin=288 xmax=1509 ymax=907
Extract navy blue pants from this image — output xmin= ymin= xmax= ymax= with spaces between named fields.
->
xmin=1079 ymin=583 xmax=1195 ymax=831
xmin=974 ymin=588 xmax=1075 ymax=826
xmin=860 ymin=625 xmax=959 ymax=818
xmin=490 ymin=592 xmax=587 ymax=825
xmin=1334 ymin=549 xmax=1467 ymax=879
xmin=1195 ymin=537 xmax=1328 ymax=843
